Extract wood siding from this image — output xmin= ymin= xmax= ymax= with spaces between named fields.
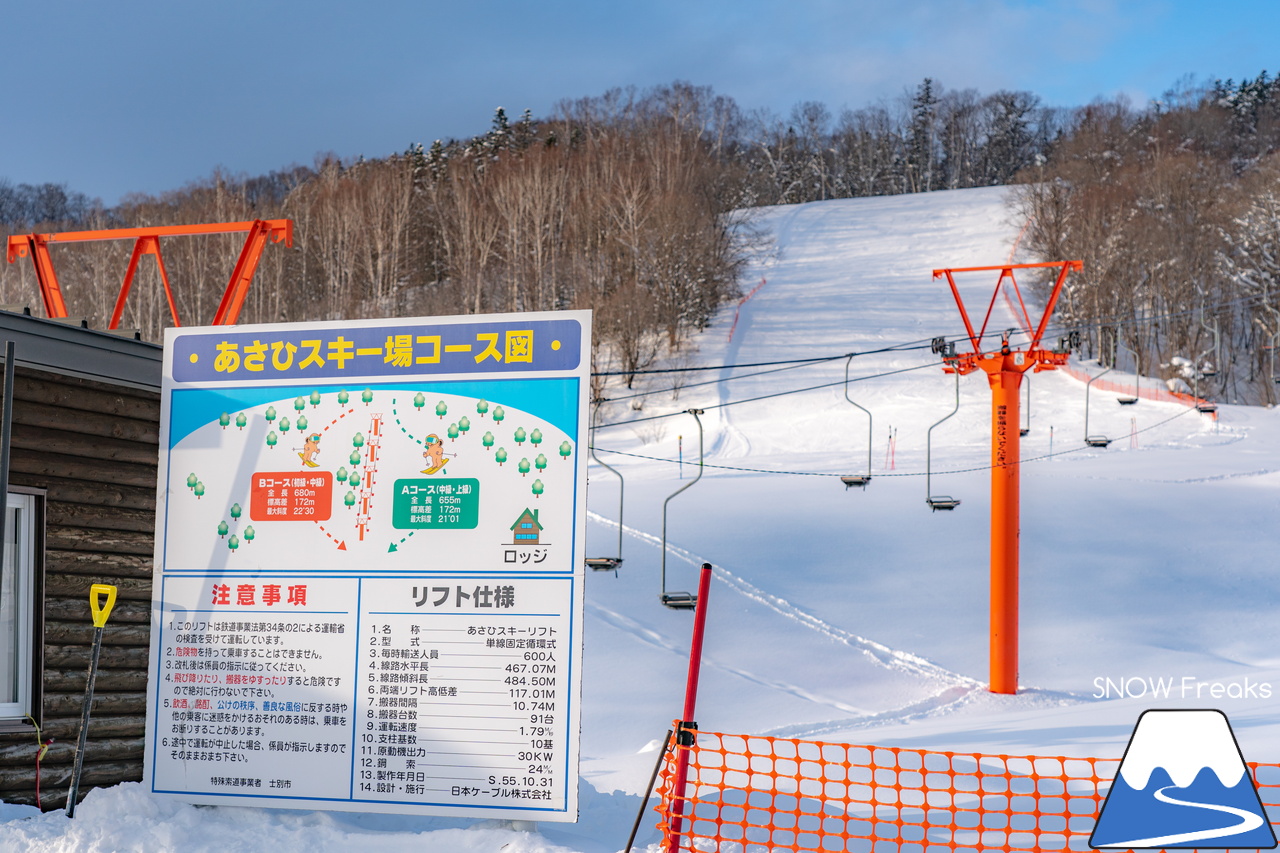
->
xmin=0 ymin=366 xmax=158 ymax=810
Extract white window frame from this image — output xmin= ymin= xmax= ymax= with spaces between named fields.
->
xmin=0 ymin=492 xmax=37 ymax=721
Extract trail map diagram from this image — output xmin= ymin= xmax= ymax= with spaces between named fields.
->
xmin=164 ymin=381 xmax=578 ymax=572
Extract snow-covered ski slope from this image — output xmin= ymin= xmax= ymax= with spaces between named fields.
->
xmin=8 ymin=185 xmax=1280 ymax=852
xmin=577 ymin=185 xmax=1280 ymax=842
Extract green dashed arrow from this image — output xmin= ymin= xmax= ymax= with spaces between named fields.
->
xmin=388 ymin=531 xmax=417 ymax=553
xmin=391 ymin=398 xmax=425 ymax=447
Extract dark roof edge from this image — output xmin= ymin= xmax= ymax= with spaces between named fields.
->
xmin=0 ymin=310 xmax=162 ymax=391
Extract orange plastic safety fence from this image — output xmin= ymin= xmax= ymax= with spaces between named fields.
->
xmin=654 ymin=726 xmax=1280 ymax=852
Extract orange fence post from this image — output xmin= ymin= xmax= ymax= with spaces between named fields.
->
xmin=933 ymin=261 xmax=1081 ymax=695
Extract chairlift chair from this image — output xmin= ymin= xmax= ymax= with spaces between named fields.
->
xmin=839 ymin=355 xmax=873 ymax=490
xmin=1115 ymin=340 xmax=1140 ymax=405
xmin=925 ymin=369 xmax=962 ymax=511
xmin=585 ymin=409 xmax=625 ymax=576
xmin=1084 ymin=362 xmax=1114 ymax=449
xmin=660 ymin=409 xmax=705 ymax=610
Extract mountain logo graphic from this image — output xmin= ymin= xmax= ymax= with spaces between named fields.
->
xmin=1090 ymin=709 xmax=1277 ymax=849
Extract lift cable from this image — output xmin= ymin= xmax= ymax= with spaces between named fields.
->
xmin=592 ymin=361 xmax=941 ymax=429
xmin=588 ymin=403 xmax=1200 ymax=479
xmin=589 ymin=289 xmax=1270 ymax=407
xmin=590 ymin=338 xmax=942 ymax=378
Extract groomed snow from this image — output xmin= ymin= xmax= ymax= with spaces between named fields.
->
xmin=7 ymin=185 xmax=1280 ymax=851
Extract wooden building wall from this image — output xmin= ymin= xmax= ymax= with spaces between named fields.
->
xmin=0 ymin=366 xmax=158 ymax=809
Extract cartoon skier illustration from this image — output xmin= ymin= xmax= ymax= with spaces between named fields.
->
xmin=299 ymin=433 xmax=322 ymax=468
xmin=421 ymin=434 xmax=455 ymax=474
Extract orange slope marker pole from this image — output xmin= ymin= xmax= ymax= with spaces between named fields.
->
xmin=934 ymin=260 xmax=1080 ymax=695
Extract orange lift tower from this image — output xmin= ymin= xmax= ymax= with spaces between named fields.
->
xmin=6 ymin=219 xmax=292 ymax=328
xmin=933 ymin=260 xmax=1082 ymax=695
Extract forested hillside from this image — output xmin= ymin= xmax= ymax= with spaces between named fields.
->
xmin=5 ymin=75 xmax=1280 ymax=401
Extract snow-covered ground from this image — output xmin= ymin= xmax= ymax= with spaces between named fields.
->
xmin=7 ymin=185 xmax=1280 ymax=851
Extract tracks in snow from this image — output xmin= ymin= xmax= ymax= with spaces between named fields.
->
xmin=588 ymin=510 xmax=978 ymax=688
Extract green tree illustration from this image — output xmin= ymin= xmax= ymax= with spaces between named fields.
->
xmin=219 ymin=412 xmax=230 ymax=430
xmin=532 ymin=479 xmax=544 ymax=499
xmin=476 ymin=399 xmax=489 ymax=418
xmin=228 ymin=534 xmax=240 ymax=553
xmin=353 ymin=432 xmax=365 ymax=448
xmin=559 ymin=441 xmax=573 ymax=460
xmin=448 ymin=423 xmax=459 ymax=441
xmin=309 ymin=390 xmax=321 ymax=408
xmin=349 ymin=470 xmax=361 ymax=487
xmin=482 ymin=431 xmax=495 ymax=450
xmin=294 ymin=397 xmax=306 ymax=414
xmin=514 ymin=427 xmax=527 ymax=445
xmin=350 ymin=450 xmax=361 ymax=466
xmin=495 ymin=447 xmax=508 ymax=466
xmin=338 ymin=390 xmax=350 ymax=406
xmin=492 ymin=406 xmax=505 ymax=425
xmin=296 ymin=415 xmax=308 ymax=432
xmin=265 ymin=406 xmax=277 ymax=424
xmin=266 ymin=431 xmax=278 ymax=450
xmin=362 ymin=388 xmax=373 ymax=405
xmin=186 ymin=473 xmax=198 ymax=490
xmin=458 ymin=416 xmax=471 ymax=436
xmin=414 ymin=392 xmax=425 ymax=412
xmin=344 ymin=491 xmax=356 ymax=509
xmin=535 ymin=453 xmax=548 ymax=473
xmin=279 ymin=416 xmax=291 ymax=433
xmin=235 ymin=413 xmax=247 ymax=430
xmin=194 ymin=482 xmax=205 ymax=499
xmin=217 ymin=520 xmax=228 ymax=539
xmin=518 ymin=457 xmax=531 ymax=477
xmin=336 ymin=466 xmax=349 ymax=483
xmin=230 ymin=503 xmax=242 ymax=521
xmin=436 ymin=400 xmax=448 ymax=419
xmin=243 ymin=525 xmax=255 ymax=544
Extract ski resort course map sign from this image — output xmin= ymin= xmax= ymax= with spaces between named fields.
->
xmin=144 ymin=310 xmax=590 ymax=821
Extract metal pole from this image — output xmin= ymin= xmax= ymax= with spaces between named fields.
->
xmin=665 ymin=563 xmax=714 ymax=853
xmin=926 ymin=371 xmax=960 ymax=501
xmin=661 ymin=412 xmax=703 ymax=602
xmin=844 ymin=356 xmax=873 ymax=479
xmin=1084 ymin=365 xmax=1113 ymax=441
xmin=624 ymin=729 xmax=673 ymax=853
xmin=985 ymin=357 xmax=1023 ymax=695
xmin=0 ymin=341 xmax=13 ymax=623
xmin=588 ymin=420 xmax=625 ymax=563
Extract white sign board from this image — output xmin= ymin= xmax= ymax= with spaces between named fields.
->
xmin=144 ymin=311 xmax=589 ymax=821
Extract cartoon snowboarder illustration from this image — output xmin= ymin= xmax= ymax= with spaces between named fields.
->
xmin=299 ymin=433 xmax=322 ymax=468
xmin=421 ymin=434 xmax=455 ymax=474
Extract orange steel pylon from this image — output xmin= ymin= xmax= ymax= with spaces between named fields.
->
xmin=5 ymin=219 xmax=292 ymax=328
xmin=933 ymin=260 xmax=1082 ymax=695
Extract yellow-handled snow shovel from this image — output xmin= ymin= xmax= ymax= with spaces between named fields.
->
xmin=65 ymin=584 xmax=116 ymax=817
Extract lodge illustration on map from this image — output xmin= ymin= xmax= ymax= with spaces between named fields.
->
xmin=163 ymin=383 xmax=577 ymax=573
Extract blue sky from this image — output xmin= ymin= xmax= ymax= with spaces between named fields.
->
xmin=3 ymin=0 xmax=1277 ymax=206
